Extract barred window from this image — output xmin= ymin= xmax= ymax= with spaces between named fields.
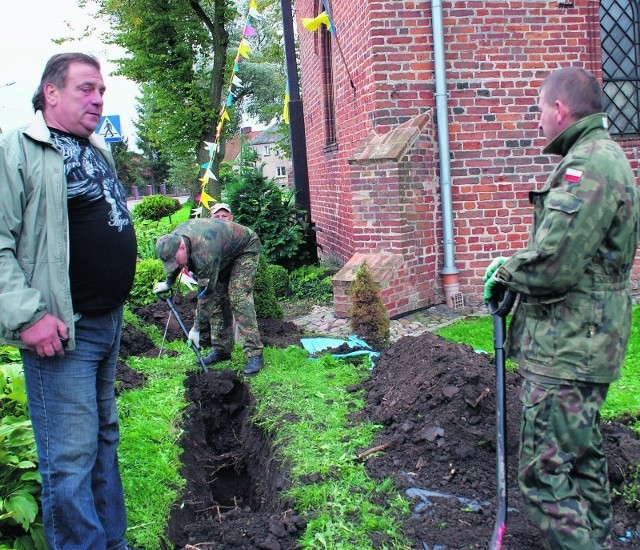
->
xmin=320 ymin=23 xmax=337 ymax=147
xmin=600 ymin=0 xmax=640 ymax=136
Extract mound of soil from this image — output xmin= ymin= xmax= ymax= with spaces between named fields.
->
xmin=118 ymin=301 xmax=640 ymax=549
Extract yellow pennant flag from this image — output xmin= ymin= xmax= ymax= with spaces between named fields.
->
xmin=238 ymin=39 xmax=252 ymax=58
xmin=302 ymin=11 xmax=330 ymax=32
xmin=199 ymin=190 xmax=215 ymax=208
xmin=283 ymin=91 xmax=290 ymax=124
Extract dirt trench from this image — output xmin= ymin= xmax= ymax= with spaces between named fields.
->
xmin=164 ymin=368 xmax=305 ymax=549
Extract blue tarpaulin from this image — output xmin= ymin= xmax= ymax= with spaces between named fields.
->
xmin=300 ymin=335 xmax=380 ymax=361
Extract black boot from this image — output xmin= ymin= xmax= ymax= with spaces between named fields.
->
xmin=243 ymin=355 xmax=264 ymax=375
xmin=197 ymin=349 xmax=231 ymax=366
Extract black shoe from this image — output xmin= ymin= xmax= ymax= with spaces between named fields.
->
xmin=243 ymin=355 xmax=264 ymax=375
xmin=197 ymin=349 xmax=231 ymax=366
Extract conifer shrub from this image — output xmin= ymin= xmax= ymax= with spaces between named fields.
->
xmin=267 ymin=264 xmax=291 ymax=298
xmin=129 ymin=259 xmax=167 ymax=309
xmin=347 ymin=261 xmax=390 ymax=349
xmin=254 ymin=257 xmax=283 ymax=320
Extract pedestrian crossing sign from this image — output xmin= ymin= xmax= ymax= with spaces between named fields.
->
xmin=95 ymin=115 xmax=122 ymax=143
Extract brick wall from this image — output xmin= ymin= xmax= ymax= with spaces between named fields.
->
xmin=296 ymin=0 xmax=640 ymax=313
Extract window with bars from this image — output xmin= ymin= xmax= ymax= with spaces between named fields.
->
xmin=600 ymin=0 xmax=640 ymax=136
xmin=320 ymin=21 xmax=337 ymax=146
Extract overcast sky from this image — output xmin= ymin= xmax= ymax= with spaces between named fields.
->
xmin=0 ymin=0 xmax=140 ymax=147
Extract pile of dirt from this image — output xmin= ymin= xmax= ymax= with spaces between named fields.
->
xmin=361 ymin=332 xmax=640 ymax=548
xmin=117 ymin=300 xmax=640 ymax=549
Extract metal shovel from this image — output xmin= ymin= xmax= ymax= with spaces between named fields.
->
xmin=488 ymin=288 xmax=516 ymax=550
xmin=157 ymin=291 xmax=208 ymax=372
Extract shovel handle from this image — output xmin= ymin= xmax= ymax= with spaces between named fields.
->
xmin=487 ymin=287 xmax=517 ymax=318
xmin=159 ymin=293 xmax=208 ymax=372
xmin=490 ymin=293 xmax=512 ymax=549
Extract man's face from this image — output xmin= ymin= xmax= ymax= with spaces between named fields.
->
xmin=175 ymin=240 xmax=188 ymax=268
xmin=43 ymin=62 xmax=106 ymax=138
xmin=537 ymin=88 xmax=562 ymax=143
xmin=212 ymin=209 xmax=233 ymax=222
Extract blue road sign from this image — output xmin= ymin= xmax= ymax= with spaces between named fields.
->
xmin=95 ymin=115 xmax=122 ymax=143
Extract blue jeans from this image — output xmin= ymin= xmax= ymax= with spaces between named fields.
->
xmin=22 ymin=307 xmax=129 ymax=550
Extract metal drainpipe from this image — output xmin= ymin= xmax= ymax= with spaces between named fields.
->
xmin=432 ymin=0 xmax=461 ymax=307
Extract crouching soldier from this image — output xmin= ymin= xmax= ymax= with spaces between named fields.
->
xmin=153 ymin=219 xmax=264 ymax=375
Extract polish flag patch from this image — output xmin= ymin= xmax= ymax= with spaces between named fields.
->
xmin=564 ymin=168 xmax=583 ymax=183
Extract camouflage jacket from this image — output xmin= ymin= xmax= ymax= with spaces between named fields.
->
xmin=165 ymin=219 xmax=261 ymax=328
xmin=495 ymin=113 xmax=640 ymax=384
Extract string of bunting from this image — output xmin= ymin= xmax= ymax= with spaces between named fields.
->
xmin=301 ymin=0 xmax=355 ymax=92
xmin=193 ymin=0 xmax=262 ymax=218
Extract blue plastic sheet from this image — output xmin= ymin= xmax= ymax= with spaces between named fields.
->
xmin=300 ymin=335 xmax=380 ymax=361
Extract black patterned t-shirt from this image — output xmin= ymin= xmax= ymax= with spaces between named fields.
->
xmin=49 ymin=128 xmax=137 ymax=312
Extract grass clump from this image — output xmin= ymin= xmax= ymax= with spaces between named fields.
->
xmin=249 ymin=348 xmax=411 ymax=548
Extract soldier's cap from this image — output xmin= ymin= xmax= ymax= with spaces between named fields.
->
xmin=155 ymin=234 xmax=183 ymax=274
xmin=211 ymin=202 xmax=232 ymax=214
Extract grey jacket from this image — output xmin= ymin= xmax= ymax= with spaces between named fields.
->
xmin=0 ymin=111 xmax=116 ymax=350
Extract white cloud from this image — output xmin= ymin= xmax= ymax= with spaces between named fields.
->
xmin=0 ymin=0 xmax=140 ymax=149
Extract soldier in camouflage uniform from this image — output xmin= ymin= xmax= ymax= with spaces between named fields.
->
xmin=153 ymin=218 xmax=264 ymax=375
xmin=483 ymin=66 xmax=640 ymax=549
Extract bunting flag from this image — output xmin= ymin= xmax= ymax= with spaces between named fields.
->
xmin=194 ymin=0 xmax=262 ymax=217
xmin=283 ymin=83 xmax=290 ymax=125
xmin=302 ymin=11 xmax=331 ymax=32
xmin=302 ymin=0 xmax=356 ymax=92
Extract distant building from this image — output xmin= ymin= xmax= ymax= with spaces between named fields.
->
xmin=223 ymin=125 xmax=292 ymax=190
xmin=221 ymin=127 xmax=261 ymax=165
xmin=248 ymin=125 xmax=292 ymax=189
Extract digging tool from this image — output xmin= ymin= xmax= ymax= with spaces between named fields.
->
xmin=157 ymin=291 xmax=208 ymax=372
xmin=487 ymin=288 xmax=516 ymax=550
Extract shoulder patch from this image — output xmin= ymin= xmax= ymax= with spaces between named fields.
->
xmin=564 ymin=168 xmax=583 ymax=183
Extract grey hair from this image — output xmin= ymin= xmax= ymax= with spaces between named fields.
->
xmin=32 ymin=53 xmax=101 ymax=112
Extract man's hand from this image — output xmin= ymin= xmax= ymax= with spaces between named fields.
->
xmin=20 ymin=313 xmax=68 ymax=358
xmin=484 ymin=273 xmax=504 ymax=303
xmin=483 ymin=257 xmax=507 ymax=282
xmin=153 ymin=281 xmax=171 ymax=294
xmin=188 ymin=327 xmax=200 ymax=348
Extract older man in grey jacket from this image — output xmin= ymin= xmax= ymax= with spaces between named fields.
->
xmin=0 ymin=53 xmax=137 ymax=550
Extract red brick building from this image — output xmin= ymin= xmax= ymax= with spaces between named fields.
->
xmin=294 ymin=0 xmax=640 ymax=317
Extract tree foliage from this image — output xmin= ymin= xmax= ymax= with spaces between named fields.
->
xmin=85 ymin=0 xmax=287 ymax=200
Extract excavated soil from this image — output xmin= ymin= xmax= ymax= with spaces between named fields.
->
xmin=116 ymin=296 xmax=640 ymax=549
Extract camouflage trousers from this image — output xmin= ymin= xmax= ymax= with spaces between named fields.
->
xmin=208 ymin=248 xmax=263 ymax=358
xmin=518 ymin=378 xmax=611 ymax=550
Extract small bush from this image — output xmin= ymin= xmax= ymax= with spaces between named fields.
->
xmin=289 ymin=265 xmax=333 ymax=304
xmin=347 ymin=261 xmax=390 ymax=349
xmin=0 ymin=364 xmax=48 ymax=549
xmin=254 ymin=257 xmax=283 ymax=320
xmin=267 ymin=264 xmax=290 ymax=298
xmin=128 ymin=259 xmax=167 ymax=309
xmin=132 ymin=195 xmax=181 ymax=222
